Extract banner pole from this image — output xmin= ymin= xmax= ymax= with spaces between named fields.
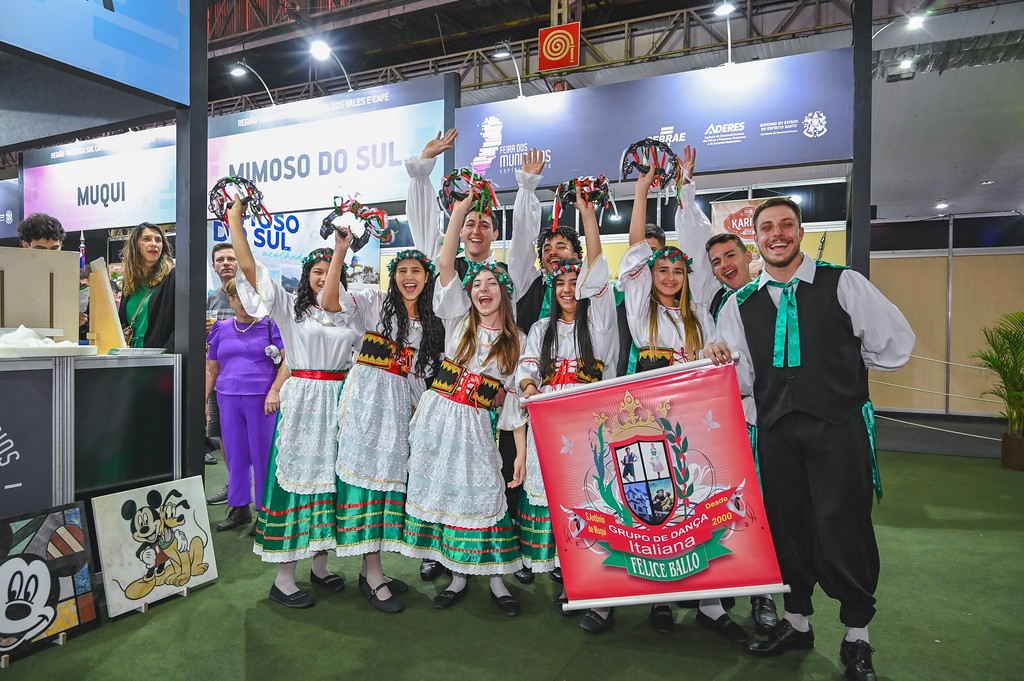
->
xmin=562 ymin=582 xmax=790 ymax=612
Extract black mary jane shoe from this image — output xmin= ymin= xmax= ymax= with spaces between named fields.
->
xmin=513 ymin=566 xmax=535 ymax=584
xmin=840 ymin=639 xmax=877 ymax=681
xmin=490 ymin=591 xmax=522 ymax=617
xmin=579 ymin=608 xmax=614 ymax=634
xmin=549 ymin=567 xmax=563 ymax=584
xmin=696 ymin=610 xmax=750 ymax=644
xmin=309 ymin=571 xmax=346 ymax=593
xmin=269 ymin=583 xmax=314 ymax=609
xmin=358 ymin=574 xmax=409 ymax=597
xmin=433 ymin=586 xmax=469 ymax=610
xmin=745 ymin=620 xmax=814 ymax=657
xmin=650 ymin=604 xmax=674 ymax=634
xmin=363 ymin=580 xmax=404 ymax=613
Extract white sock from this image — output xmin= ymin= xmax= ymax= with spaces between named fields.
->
xmin=845 ymin=627 xmax=869 ymax=643
xmin=591 ymin=607 xmax=611 ymax=620
xmin=784 ymin=611 xmax=810 ymax=632
xmin=698 ymin=599 xmax=727 ymax=619
xmin=311 ymin=551 xmax=334 ymax=579
xmin=274 ymin=561 xmax=298 ymax=594
xmin=446 ymin=572 xmax=468 ymax=593
xmin=489 ymin=576 xmax=511 ymax=598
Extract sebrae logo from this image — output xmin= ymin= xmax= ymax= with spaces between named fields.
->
xmin=653 ymin=126 xmax=687 ymax=144
xmin=803 ymin=111 xmax=827 ymax=138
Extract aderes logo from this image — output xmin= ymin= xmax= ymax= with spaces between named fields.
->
xmin=705 ymin=122 xmax=745 ymax=135
xmin=654 ymin=126 xmax=687 ymax=144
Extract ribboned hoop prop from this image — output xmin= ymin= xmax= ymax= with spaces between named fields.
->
xmin=319 ymin=196 xmax=394 ymax=251
xmin=208 ymin=176 xmax=273 ymax=228
xmin=551 ymin=175 xmax=618 ymax=227
xmin=619 ymin=139 xmax=681 ymax=190
xmin=436 ymin=167 xmax=501 ymax=221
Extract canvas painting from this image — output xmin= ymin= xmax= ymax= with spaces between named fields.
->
xmin=0 ymin=502 xmax=100 ymax=663
xmin=91 ymin=476 xmax=217 ymax=618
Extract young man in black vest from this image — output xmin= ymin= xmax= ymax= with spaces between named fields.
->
xmin=713 ymin=197 xmax=914 ymax=681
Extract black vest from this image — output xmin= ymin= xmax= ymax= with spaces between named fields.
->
xmin=739 ymin=266 xmax=867 ymax=428
xmin=515 ymin=276 xmax=546 ymax=334
xmin=709 ymin=287 xmax=728 ymax=322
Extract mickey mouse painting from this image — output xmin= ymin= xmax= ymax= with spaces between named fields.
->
xmin=0 ymin=555 xmax=56 ymax=653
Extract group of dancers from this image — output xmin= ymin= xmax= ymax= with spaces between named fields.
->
xmin=226 ymin=128 xmax=914 ymax=681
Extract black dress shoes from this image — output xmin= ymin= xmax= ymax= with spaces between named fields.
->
xmin=513 ymin=566 xmax=535 ymax=584
xmin=358 ymin=574 xmax=409 ymax=597
xmin=554 ymin=595 xmax=579 ymax=616
xmin=696 ymin=610 xmax=750 ymax=644
xmin=549 ymin=567 xmax=563 ymax=584
xmin=750 ymin=596 xmax=780 ymax=632
xmin=420 ymin=559 xmax=449 ymax=581
xmin=269 ymin=583 xmax=314 ymax=609
xmin=840 ymin=639 xmax=877 ymax=681
xmin=579 ymin=608 xmax=615 ymax=634
xmin=746 ymin=620 xmax=814 ymax=656
xmin=310 ymin=570 xmax=346 ymax=592
xmin=649 ymin=604 xmax=674 ymax=633
xmin=361 ymin=578 xmax=404 ymax=613
xmin=217 ymin=505 xmax=252 ymax=531
xmin=433 ymin=586 xmax=469 ymax=610
xmin=490 ymin=591 xmax=522 ymax=617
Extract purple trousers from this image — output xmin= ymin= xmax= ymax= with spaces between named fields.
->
xmin=218 ymin=393 xmax=275 ymax=509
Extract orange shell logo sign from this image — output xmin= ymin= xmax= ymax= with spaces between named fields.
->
xmin=539 ymin=22 xmax=581 ymax=71
xmin=724 ymin=206 xmax=757 ymax=240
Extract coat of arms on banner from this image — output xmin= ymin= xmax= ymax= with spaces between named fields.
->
xmin=92 ymin=476 xmax=217 ymax=618
xmin=525 ymin=363 xmax=784 ymax=605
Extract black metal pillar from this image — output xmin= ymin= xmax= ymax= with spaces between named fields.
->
xmin=847 ymin=0 xmax=872 ymax=276
xmin=175 ymin=1 xmax=209 ymax=479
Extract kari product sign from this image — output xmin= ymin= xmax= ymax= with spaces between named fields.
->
xmin=0 ymin=1 xmax=190 ymax=104
xmin=22 ymin=129 xmax=177 ymax=233
xmin=91 ymin=477 xmax=217 ymax=619
xmin=711 ymin=198 xmax=770 ymax=278
xmin=207 ymin=209 xmax=383 ymax=295
xmin=525 ymin=362 xmax=785 ymax=609
xmin=0 ymin=502 xmax=100 ymax=663
xmin=539 ymin=22 xmax=581 ymax=71
xmin=0 ymin=179 xmax=21 ymax=239
xmin=456 ymin=49 xmax=853 ymax=190
xmin=208 ymin=75 xmax=455 ymax=214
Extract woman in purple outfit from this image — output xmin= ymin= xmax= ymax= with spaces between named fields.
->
xmin=206 ymin=277 xmax=289 ymax=535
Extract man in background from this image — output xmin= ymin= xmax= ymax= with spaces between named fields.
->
xmin=18 ymin=213 xmax=65 ymax=250
xmin=205 ymin=243 xmax=238 ymax=499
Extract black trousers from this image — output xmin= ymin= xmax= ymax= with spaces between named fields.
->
xmin=758 ymin=409 xmax=879 ymax=628
xmin=498 ymin=428 xmax=521 ymax=515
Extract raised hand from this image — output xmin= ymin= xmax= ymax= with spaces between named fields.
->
xmin=634 ymin=162 xmax=657 ymax=197
xmin=422 ymin=128 xmax=458 ymax=159
xmin=574 ymin=184 xmax=596 ymax=220
xmin=678 ymin=145 xmax=696 ymax=188
xmin=334 ymin=224 xmax=354 ymax=253
xmin=522 ymin=147 xmax=546 ymax=176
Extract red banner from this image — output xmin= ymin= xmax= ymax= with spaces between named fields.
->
xmin=539 ymin=22 xmax=581 ymax=71
xmin=526 ymin=361 xmax=785 ymax=607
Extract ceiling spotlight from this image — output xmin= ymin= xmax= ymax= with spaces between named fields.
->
xmin=900 ymin=58 xmax=914 ymax=70
xmin=980 ymin=180 xmax=996 ymax=186
xmin=907 ymin=13 xmax=925 ymax=30
xmin=310 ymin=39 xmax=331 ymax=61
xmin=790 ymin=195 xmax=803 ymax=205
xmin=714 ymin=0 xmax=737 ymax=16
xmin=935 ymin=199 xmax=949 ymax=210
xmin=229 ymin=59 xmax=275 ymax=105
xmin=493 ymin=41 xmax=512 ymax=59
xmin=230 ymin=62 xmax=248 ymax=78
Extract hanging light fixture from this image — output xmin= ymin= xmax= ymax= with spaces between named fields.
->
xmin=310 ymin=39 xmax=354 ymax=92
xmin=230 ymin=59 xmax=275 ymax=106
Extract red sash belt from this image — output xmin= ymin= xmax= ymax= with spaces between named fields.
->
xmin=542 ymin=358 xmax=604 ymax=388
xmin=291 ymin=369 xmax=348 ymax=381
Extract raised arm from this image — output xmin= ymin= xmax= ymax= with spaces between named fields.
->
xmin=320 ymin=227 xmax=354 ymax=313
xmin=628 ymin=165 xmax=657 ymax=246
xmin=405 ymin=129 xmax=457 ymax=260
xmin=438 ymin=194 xmax=474 ymax=287
xmin=575 ymin=185 xmax=602 ymax=266
xmin=674 ymin=146 xmax=718 ymax=309
xmin=226 ymin=199 xmax=257 ymax=288
xmin=508 ymin=148 xmax=546 ymax=299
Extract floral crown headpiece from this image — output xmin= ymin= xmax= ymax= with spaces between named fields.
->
xmin=301 ymin=249 xmax=333 ymax=268
xmin=462 ymin=261 xmax=514 ymax=297
xmin=544 ymin=258 xmax=583 ymax=287
xmin=646 ymin=246 xmax=693 ymax=274
xmin=388 ymin=249 xmax=437 ymax=278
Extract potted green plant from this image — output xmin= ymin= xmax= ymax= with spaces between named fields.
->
xmin=974 ymin=311 xmax=1024 ymax=470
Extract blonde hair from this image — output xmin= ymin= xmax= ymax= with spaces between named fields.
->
xmin=454 ymin=272 xmax=520 ymax=375
xmin=120 ymin=222 xmax=174 ymax=296
xmin=223 ymin=278 xmax=238 ymax=298
xmin=648 ymin=259 xmax=704 ymax=360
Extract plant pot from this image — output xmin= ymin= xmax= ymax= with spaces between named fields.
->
xmin=1002 ymin=434 xmax=1024 ymax=471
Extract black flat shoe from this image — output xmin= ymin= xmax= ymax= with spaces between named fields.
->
xmin=750 ymin=596 xmax=779 ymax=633
xmin=433 ymin=586 xmax=469 ymax=610
xmin=579 ymin=608 xmax=614 ymax=634
xmin=840 ymin=639 xmax=877 ymax=681
xmin=358 ymin=574 xmax=410 ymax=597
xmin=269 ymin=583 xmax=314 ymax=609
xmin=364 ymin=581 xmax=404 ymax=613
xmin=554 ymin=595 xmax=578 ymax=617
xmin=549 ymin=567 xmax=563 ymax=584
xmin=513 ymin=566 xmax=535 ymax=584
xmin=696 ymin=610 xmax=750 ymax=644
xmin=420 ymin=559 xmax=449 ymax=582
xmin=490 ymin=591 xmax=521 ymax=617
xmin=746 ymin=620 xmax=814 ymax=656
xmin=309 ymin=571 xmax=345 ymax=593
xmin=649 ymin=604 xmax=674 ymax=633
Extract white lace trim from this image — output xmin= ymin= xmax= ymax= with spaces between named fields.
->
xmin=388 ymin=542 xmax=523 ymax=576
xmin=252 ymin=538 xmax=336 ymax=564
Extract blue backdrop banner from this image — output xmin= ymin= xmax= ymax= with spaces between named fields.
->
xmin=454 ymin=49 xmax=853 ymax=190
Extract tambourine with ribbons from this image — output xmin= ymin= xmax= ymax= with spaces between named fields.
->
xmin=437 ymin=168 xmax=501 ymax=219
xmin=551 ymin=174 xmax=618 ymax=227
xmin=619 ymin=139 xmax=682 ymax=193
xmin=319 ymin=196 xmax=394 ymax=252
xmin=208 ymin=176 xmax=273 ymax=227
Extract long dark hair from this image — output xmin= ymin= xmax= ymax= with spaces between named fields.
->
xmin=294 ymin=247 xmax=348 ymax=322
xmin=539 ymin=258 xmax=599 ymax=380
xmin=380 ymin=264 xmax=445 ymax=376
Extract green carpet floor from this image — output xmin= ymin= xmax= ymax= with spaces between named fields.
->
xmin=9 ymin=450 xmax=1023 ymax=680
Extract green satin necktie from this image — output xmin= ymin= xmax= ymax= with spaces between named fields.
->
xmin=766 ymin=279 xmax=800 ymax=367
